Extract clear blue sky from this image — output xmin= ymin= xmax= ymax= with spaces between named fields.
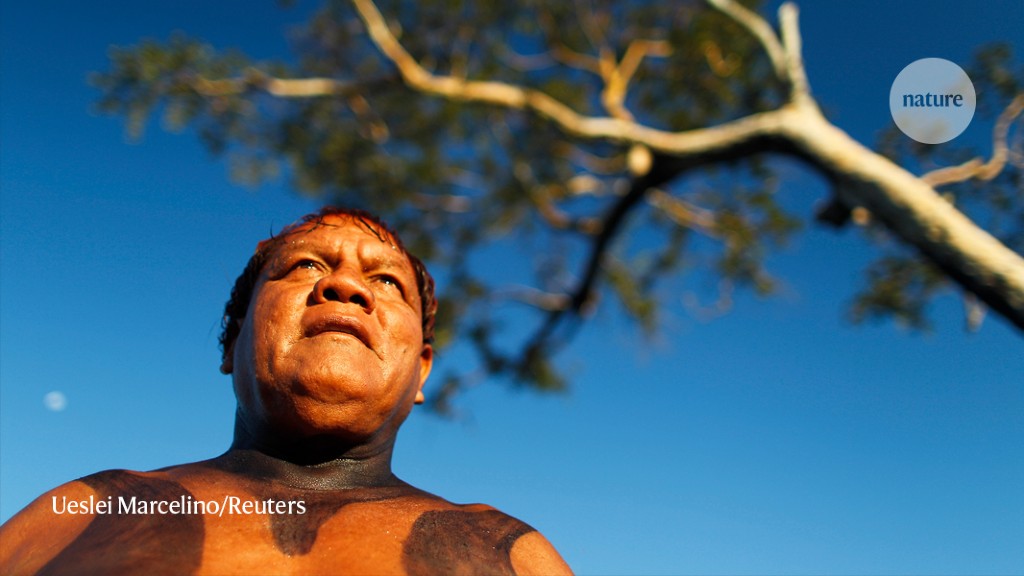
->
xmin=1 ymin=1 xmax=1022 ymax=574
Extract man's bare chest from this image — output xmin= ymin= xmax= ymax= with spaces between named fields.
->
xmin=33 ymin=470 xmax=534 ymax=575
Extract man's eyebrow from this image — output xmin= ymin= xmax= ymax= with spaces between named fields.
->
xmin=363 ymin=254 xmax=413 ymax=273
xmin=267 ymin=241 xmax=311 ymax=260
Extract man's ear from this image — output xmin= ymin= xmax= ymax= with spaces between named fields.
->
xmin=414 ymin=344 xmax=433 ymax=405
xmin=219 ymin=321 xmax=242 ymax=375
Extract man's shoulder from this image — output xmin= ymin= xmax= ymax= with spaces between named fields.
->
xmin=0 ymin=467 xmax=215 ymax=575
xmin=0 ymin=466 xmax=198 ymax=546
xmin=0 ymin=469 xmax=135 ymax=574
xmin=390 ymin=495 xmax=573 ymax=575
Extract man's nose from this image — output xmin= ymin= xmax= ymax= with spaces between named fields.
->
xmin=313 ymin=268 xmax=376 ymax=312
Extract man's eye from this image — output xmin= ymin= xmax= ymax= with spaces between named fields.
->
xmin=374 ymin=275 xmax=402 ymax=290
xmin=291 ymin=259 xmax=320 ymax=272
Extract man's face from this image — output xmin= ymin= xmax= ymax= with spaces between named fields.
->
xmin=223 ymin=215 xmax=433 ymax=444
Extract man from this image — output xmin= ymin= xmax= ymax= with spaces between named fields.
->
xmin=0 ymin=207 xmax=572 ymax=575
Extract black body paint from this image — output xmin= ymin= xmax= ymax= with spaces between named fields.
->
xmin=255 ymin=485 xmax=402 ymax=556
xmin=207 ymin=450 xmax=415 ymax=556
xmin=37 ymin=470 xmax=204 ymax=576
xmin=32 ymin=460 xmax=537 ymax=574
xmin=402 ymin=509 xmax=536 ymax=576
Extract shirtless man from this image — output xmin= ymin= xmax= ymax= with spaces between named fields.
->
xmin=0 ymin=207 xmax=572 ymax=575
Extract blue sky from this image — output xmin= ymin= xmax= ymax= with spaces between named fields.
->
xmin=1 ymin=1 xmax=1022 ymax=574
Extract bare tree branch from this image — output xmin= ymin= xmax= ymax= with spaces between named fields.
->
xmin=778 ymin=3 xmax=810 ymax=100
xmin=647 ymin=188 xmax=719 ymax=237
xmin=346 ymin=93 xmax=389 ymax=143
xmin=784 ymin=104 xmax=1024 ymax=329
xmin=602 ymin=39 xmax=672 ymax=121
xmin=348 ymin=0 xmax=1024 ymax=331
xmin=492 ymin=286 xmax=572 ymax=311
xmin=557 ymin=143 xmax=627 ymax=174
xmin=963 ymin=291 xmax=987 ymax=332
xmin=706 ymin=0 xmax=788 ymax=82
xmin=515 ymin=155 xmax=694 ymax=369
xmin=351 ymin=0 xmax=795 ymax=157
xmin=529 ymin=184 xmax=602 ymax=234
xmin=190 ymin=70 xmax=388 ymax=97
xmin=550 ymin=44 xmax=603 ymax=74
xmin=923 ymin=93 xmax=1024 ymax=186
xmin=701 ymin=40 xmax=741 ymax=77
xmin=709 ymin=0 xmax=809 ymax=101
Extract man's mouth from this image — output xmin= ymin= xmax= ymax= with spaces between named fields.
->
xmin=304 ymin=314 xmax=372 ymax=349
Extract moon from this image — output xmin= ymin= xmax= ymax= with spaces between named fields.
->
xmin=44 ymin=391 xmax=67 ymax=412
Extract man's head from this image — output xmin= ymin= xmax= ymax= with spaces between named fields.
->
xmin=219 ymin=207 xmax=437 ymax=447
xmin=220 ymin=207 xmax=436 ymax=358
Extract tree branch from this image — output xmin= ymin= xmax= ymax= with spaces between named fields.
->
xmin=602 ymin=39 xmax=672 ymax=121
xmin=922 ymin=93 xmax=1024 ymax=187
xmin=706 ymin=0 xmax=788 ymax=82
xmin=493 ymin=286 xmax=572 ymax=311
xmin=351 ymin=0 xmax=794 ymax=158
xmin=529 ymin=184 xmax=602 ymax=234
xmin=515 ymin=155 xmax=693 ymax=369
xmin=778 ymin=3 xmax=810 ymax=100
xmin=782 ymin=103 xmax=1024 ymax=330
xmin=701 ymin=40 xmax=741 ymax=77
xmin=647 ymin=188 xmax=719 ymax=237
xmin=550 ymin=44 xmax=602 ymax=74
xmin=557 ymin=143 xmax=627 ymax=175
xmin=190 ymin=70 xmax=392 ymax=97
xmin=708 ymin=0 xmax=809 ymax=101
xmin=348 ymin=0 xmax=1024 ymax=331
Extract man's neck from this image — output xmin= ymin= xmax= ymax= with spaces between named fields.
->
xmin=220 ymin=417 xmax=403 ymax=490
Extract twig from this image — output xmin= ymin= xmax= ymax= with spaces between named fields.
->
xmin=351 ymin=0 xmax=794 ymax=158
xmin=530 ymin=184 xmax=602 ymax=233
xmin=602 ymin=39 xmax=672 ymax=121
xmin=550 ymin=44 xmax=603 ymax=74
xmin=706 ymin=0 xmax=787 ymax=81
xmin=707 ymin=0 xmax=809 ymax=101
xmin=190 ymin=70 xmax=389 ymax=97
xmin=492 ymin=286 xmax=572 ymax=311
xmin=647 ymin=188 xmax=719 ymax=237
xmin=922 ymin=93 xmax=1024 ymax=187
xmin=778 ymin=3 xmax=809 ymax=100
xmin=557 ymin=143 xmax=627 ymax=174
xmin=702 ymin=40 xmax=740 ymax=77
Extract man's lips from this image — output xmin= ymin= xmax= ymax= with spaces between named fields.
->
xmin=303 ymin=313 xmax=373 ymax=349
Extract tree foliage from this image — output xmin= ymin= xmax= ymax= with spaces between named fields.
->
xmin=93 ymin=0 xmax=1023 ymax=413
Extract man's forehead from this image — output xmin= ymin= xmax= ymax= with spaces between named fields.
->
xmin=262 ymin=215 xmax=410 ymax=267
xmin=291 ymin=216 xmax=397 ymax=244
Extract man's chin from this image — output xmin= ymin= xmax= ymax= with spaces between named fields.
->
xmin=272 ymin=397 xmax=387 ymax=443
xmin=288 ymin=366 xmax=382 ymax=403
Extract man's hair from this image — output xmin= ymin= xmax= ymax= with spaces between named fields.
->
xmin=219 ymin=207 xmax=437 ymax=364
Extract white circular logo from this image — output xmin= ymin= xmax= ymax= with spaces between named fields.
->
xmin=889 ymin=58 xmax=976 ymax=144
